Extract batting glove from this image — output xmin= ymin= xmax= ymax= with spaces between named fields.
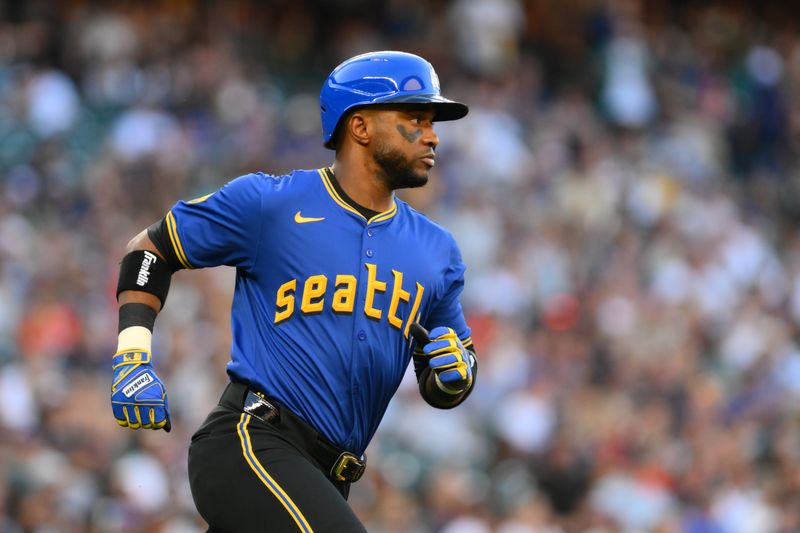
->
xmin=111 ymin=350 xmax=171 ymax=431
xmin=417 ymin=326 xmax=474 ymax=394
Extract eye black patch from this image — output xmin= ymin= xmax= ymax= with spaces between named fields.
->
xmin=397 ymin=125 xmax=423 ymax=143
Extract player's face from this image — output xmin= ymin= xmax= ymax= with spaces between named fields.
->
xmin=371 ymin=106 xmax=439 ymax=190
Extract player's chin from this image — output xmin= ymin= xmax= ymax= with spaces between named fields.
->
xmin=402 ymin=171 xmax=429 ymax=189
xmin=387 ymin=163 xmax=430 ymax=190
xmin=411 ymin=162 xmax=432 ymax=186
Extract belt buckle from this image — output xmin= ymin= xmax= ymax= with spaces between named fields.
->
xmin=330 ymin=452 xmax=366 ymax=483
xmin=243 ymin=390 xmax=279 ymax=424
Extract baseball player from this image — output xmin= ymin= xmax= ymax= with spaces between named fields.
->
xmin=111 ymin=51 xmax=477 ymax=532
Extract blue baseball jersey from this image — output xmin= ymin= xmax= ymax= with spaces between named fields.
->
xmin=165 ymin=167 xmax=471 ymax=455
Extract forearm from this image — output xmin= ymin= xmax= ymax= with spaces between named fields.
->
xmin=118 ymin=229 xmax=166 ymax=312
xmin=116 ymin=227 xmax=176 ymax=352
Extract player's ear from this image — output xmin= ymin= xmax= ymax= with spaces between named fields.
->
xmin=346 ymin=110 xmax=372 ymax=147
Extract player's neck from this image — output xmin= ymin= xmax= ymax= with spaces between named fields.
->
xmin=330 ymin=159 xmax=394 ymax=213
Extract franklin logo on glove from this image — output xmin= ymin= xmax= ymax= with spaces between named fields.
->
xmin=122 ymin=372 xmax=153 ymax=397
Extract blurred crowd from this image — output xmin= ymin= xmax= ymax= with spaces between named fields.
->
xmin=3 ymin=0 xmax=800 ymax=531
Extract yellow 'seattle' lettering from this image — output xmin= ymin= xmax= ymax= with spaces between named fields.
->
xmin=403 ymin=282 xmax=425 ymax=339
xmin=273 ymin=264 xmax=425 ymax=332
xmin=274 ymin=279 xmax=297 ymax=324
xmin=301 ymin=275 xmax=328 ymax=313
xmin=332 ymin=275 xmax=357 ymax=313
xmin=364 ymin=263 xmax=386 ymax=320
xmin=387 ymin=270 xmax=410 ymax=329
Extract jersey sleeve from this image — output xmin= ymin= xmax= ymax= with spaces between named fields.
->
xmin=164 ymin=173 xmax=264 ymax=271
xmin=425 ymin=237 xmax=472 ymax=347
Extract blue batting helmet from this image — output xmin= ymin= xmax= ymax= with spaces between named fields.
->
xmin=319 ymin=51 xmax=468 ymax=148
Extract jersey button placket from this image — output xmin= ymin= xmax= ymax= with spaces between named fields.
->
xmin=358 ymin=237 xmax=371 ymax=339
xmin=364 ymin=225 xmax=375 ymax=258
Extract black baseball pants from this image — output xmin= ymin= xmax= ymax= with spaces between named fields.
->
xmin=188 ymin=399 xmax=367 ymax=532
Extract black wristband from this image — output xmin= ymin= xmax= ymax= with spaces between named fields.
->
xmin=118 ymin=303 xmax=157 ymax=333
xmin=117 ymin=250 xmax=172 ymax=307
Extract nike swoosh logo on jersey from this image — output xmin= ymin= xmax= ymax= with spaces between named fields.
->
xmin=294 ymin=211 xmax=325 ymax=224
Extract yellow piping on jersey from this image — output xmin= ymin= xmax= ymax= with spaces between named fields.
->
xmin=318 ymin=168 xmax=397 ymax=224
xmin=166 ymin=210 xmax=193 ymax=269
xmin=187 ymin=193 xmax=213 ymax=204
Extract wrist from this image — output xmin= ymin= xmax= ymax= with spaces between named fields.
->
xmin=117 ymin=303 xmax=156 ymax=354
xmin=116 ymin=326 xmax=153 ymax=354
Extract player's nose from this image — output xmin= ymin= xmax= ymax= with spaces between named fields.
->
xmin=423 ymin=125 xmax=439 ymax=149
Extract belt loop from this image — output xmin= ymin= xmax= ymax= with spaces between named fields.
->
xmin=243 ymin=390 xmax=279 ymax=424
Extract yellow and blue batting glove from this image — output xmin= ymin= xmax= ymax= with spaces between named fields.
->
xmin=416 ymin=326 xmax=474 ymax=394
xmin=111 ymin=350 xmax=171 ymax=431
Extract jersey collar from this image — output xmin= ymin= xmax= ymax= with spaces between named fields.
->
xmin=318 ymin=167 xmax=398 ymax=224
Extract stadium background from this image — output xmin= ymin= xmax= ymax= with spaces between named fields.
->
xmin=2 ymin=0 xmax=800 ymax=531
